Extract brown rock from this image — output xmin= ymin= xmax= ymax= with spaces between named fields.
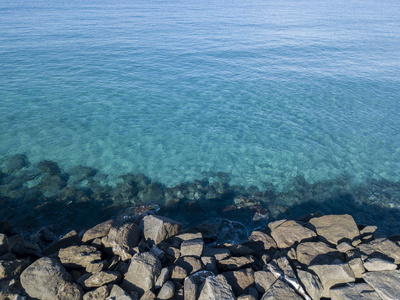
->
xmin=217 ymin=256 xmax=255 ymax=271
xmin=157 ymin=280 xmax=175 ymax=300
xmin=175 ymin=256 xmax=203 ymax=275
xmin=171 ymin=265 xmax=188 ymax=280
xmin=296 ymin=241 xmax=344 ymax=266
xmin=82 ymin=220 xmax=118 ymax=242
xmin=43 ymin=230 xmax=81 ymax=255
xmin=222 ymin=268 xmax=255 ymax=296
xmin=58 ymin=245 xmax=102 ymax=269
xmin=358 ymin=238 xmax=400 ymax=264
xmin=101 ymin=223 xmax=140 ymax=251
xmin=141 ymin=215 xmax=182 ymax=245
xmin=83 ymin=285 xmax=109 ymax=300
xmin=254 ymin=270 xmax=277 ymax=293
xmin=347 ymin=257 xmax=365 ymax=278
xmin=84 ymin=271 xmax=121 ymax=288
xmin=270 ymin=220 xmax=317 ymax=249
xmin=180 ymin=238 xmax=204 ymax=257
xmin=261 ymin=279 xmax=303 ymax=300
xmin=242 ymin=231 xmax=277 ymax=253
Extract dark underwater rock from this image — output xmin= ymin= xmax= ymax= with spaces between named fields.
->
xmin=37 ymin=160 xmax=61 ymax=175
xmin=0 ymin=154 xmax=29 ymax=174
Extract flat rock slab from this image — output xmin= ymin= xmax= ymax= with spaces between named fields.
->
xmin=222 ymin=268 xmax=255 ymax=296
xmin=330 ymin=283 xmax=381 ymax=300
xmin=82 ymin=220 xmax=118 ymax=242
xmin=296 ymin=241 xmax=344 ymax=266
xmin=198 ymin=275 xmax=236 ymax=300
xmin=217 ymin=256 xmax=255 ymax=271
xmin=308 ymin=214 xmax=359 ymax=245
xmin=84 ymin=271 xmax=121 ymax=288
xmin=261 ymin=279 xmax=303 ymax=300
xmin=58 ymin=245 xmax=102 ymax=269
xmin=254 ymin=271 xmax=277 ymax=294
xmin=309 ymin=262 xmax=355 ymax=298
xmin=270 ymin=220 xmax=317 ymax=249
xmin=297 ymin=269 xmax=323 ymax=300
xmin=180 ymin=238 xmax=204 ymax=257
xmin=141 ymin=215 xmax=182 ymax=245
xmin=358 ymin=238 xmax=400 ymax=264
xmin=242 ymin=231 xmax=277 ymax=253
xmin=43 ymin=230 xmax=81 ymax=255
xmin=363 ymin=257 xmax=397 ymax=272
xmin=202 ymin=247 xmax=231 ymax=261
xmin=363 ymin=270 xmax=400 ymax=300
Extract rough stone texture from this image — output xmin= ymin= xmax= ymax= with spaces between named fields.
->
xmin=297 ymin=270 xmax=323 ymax=300
xmin=202 ymin=247 xmax=231 ymax=261
xmin=261 ymin=279 xmax=303 ymax=300
xmin=348 ymin=257 xmax=366 ymax=278
xmin=20 ymin=257 xmax=77 ymax=300
xmin=140 ymin=290 xmax=156 ymax=300
xmin=56 ymin=282 xmax=84 ymax=300
xmin=358 ymin=238 xmax=400 ymax=263
xmin=184 ymin=276 xmax=197 ymax=300
xmin=86 ymin=260 xmax=108 ymax=273
xmin=1 ymin=154 xmax=28 ymax=173
xmin=0 ymin=259 xmax=29 ymax=280
xmin=175 ymin=256 xmax=203 ymax=275
xmin=308 ymin=214 xmax=360 ymax=245
xmin=106 ymin=284 xmax=133 ymax=300
xmin=360 ymin=226 xmax=377 ymax=241
xmin=330 ymin=283 xmax=381 ymax=300
xmin=363 ymin=270 xmax=400 ymax=300
xmin=101 ymin=223 xmax=140 ymax=251
xmin=8 ymin=234 xmax=42 ymax=257
xmin=198 ymin=275 xmax=236 ymax=300
xmin=84 ymin=271 xmax=121 ymax=288
xmin=254 ymin=270 xmax=277 ymax=293
xmin=309 ymin=261 xmax=355 ymax=298
xmin=180 ymin=239 xmax=204 ymax=257
xmin=83 ymin=285 xmax=109 ymax=300
xmin=58 ymin=245 xmax=102 ymax=269
xmin=0 ymin=234 xmax=9 ymax=256
xmin=222 ymin=268 xmax=255 ymax=296
xmin=242 ymin=231 xmax=277 ymax=253
xmin=155 ymin=267 xmax=170 ymax=289
xmin=43 ymin=230 xmax=81 ymax=255
xmin=122 ymin=252 xmax=161 ymax=297
xmin=141 ymin=215 xmax=182 ymax=245
xmin=363 ymin=257 xmax=397 ymax=271
xmin=270 ymin=220 xmax=317 ymax=249
xmin=82 ymin=220 xmax=117 ymax=243
xmin=157 ymin=280 xmax=175 ymax=300
xmin=217 ymin=256 xmax=255 ymax=271
xmin=296 ymin=241 xmax=344 ymax=266
xmin=175 ymin=232 xmax=203 ymax=242
xmin=336 ymin=241 xmax=355 ymax=253
xmin=201 ymin=256 xmax=218 ymax=274
xmin=171 ymin=265 xmax=188 ymax=280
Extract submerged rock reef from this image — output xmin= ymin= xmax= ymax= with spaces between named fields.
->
xmin=1 ymin=212 xmax=400 ymax=299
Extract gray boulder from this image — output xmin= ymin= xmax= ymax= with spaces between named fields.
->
xmin=363 ymin=270 xmax=400 ymax=300
xmin=222 ymin=268 xmax=255 ymax=296
xmin=157 ymin=280 xmax=175 ymax=300
xmin=260 ymin=279 xmax=303 ymax=300
xmin=106 ymin=284 xmax=133 ymax=300
xmin=270 ymin=220 xmax=316 ymax=249
xmin=141 ymin=215 xmax=182 ymax=245
xmin=58 ymin=245 xmax=102 ymax=269
xmin=254 ymin=270 xmax=277 ymax=293
xmin=180 ymin=238 xmax=204 ymax=257
xmin=363 ymin=257 xmax=397 ymax=272
xmin=296 ymin=241 xmax=344 ymax=266
xmin=330 ymin=283 xmax=381 ymax=300
xmin=83 ymin=285 xmax=109 ymax=300
xmin=84 ymin=271 xmax=121 ymax=288
xmin=358 ymin=238 xmax=400 ymax=264
xmin=198 ymin=275 xmax=236 ymax=300
xmin=82 ymin=220 xmax=118 ymax=243
xmin=297 ymin=270 xmax=323 ymax=300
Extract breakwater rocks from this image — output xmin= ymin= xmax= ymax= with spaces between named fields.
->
xmin=1 ymin=213 xmax=400 ymax=299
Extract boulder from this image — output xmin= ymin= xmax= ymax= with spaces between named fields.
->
xmin=58 ymin=245 xmax=102 ymax=269
xmin=20 ymin=257 xmax=81 ymax=300
xmin=296 ymin=241 xmax=344 ymax=266
xmin=57 ymin=282 xmax=84 ymax=300
xmin=1 ymin=154 xmax=28 ymax=174
xmin=201 ymin=256 xmax=218 ymax=274
xmin=202 ymin=247 xmax=231 ymax=261
xmin=198 ymin=275 xmax=236 ymax=300
xmin=102 ymin=222 xmax=140 ymax=250
xmin=157 ymin=281 xmax=175 ymax=300
xmin=217 ymin=256 xmax=255 ymax=271
xmin=86 ymin=260 xmax=108 ymax=273
xmin=363 ymin=257 xmax=397 ymax=272
xmin=175 ymin=256 xmax=203 ymax=275
xmin=254 ymin=270 xmax=277 ymax=293
xmin=309 ymin=261 xmax=355 ymax=298
xmin=330 ymin=283 xmax=381 ymax=300
xmin=84 ymin=271 xmax=121 ymax=288
xmin=184 ymin=276 xmax=197 ymax=300
xmin=347 ymin=257 xmax=365 ymax=278
xmin=0 ymin=259 xmax=29 ymax=280
xmin=43 ymin=230 xmax=81 ymax=255
xmin=180 ymin=238 xmax=204 ymax=257
xmin=358 ymin=238 xmax=400 ymax=264
xmin=222 ymin=268 xmax=255 ymax=296
xmin=362 ymin=270 xmax=400 ymax=300
xmin=260 ymin=279 xmax=303 ymax=300
xmin=171 ymin=265 xmax=188 ymax=280
xmin=242 ymin=231 xmax=277 ymax=253
xmin=83 ymin=285 xmax=109 ymax=300
xmin=140 ymin=290 xmax=156 ymax=300
xmin=122 ymin=252 xmax=161 ymax=297
xmin=270 ymin=220 xmax=317 ymax=249
xmin=141 ymin=215 xmax=182 ymax=245
xmin=155 ymin=267 xmax=170 ymax=289
xmin=106 ymin=284 xmax=133 ymax=300
xmin=82 ymin=220 xmax=118 ymax=243
xmin=296 ymin=270 xmax=323 ymax=300
xmin=308 ymin=214 xmax=359 ymax=245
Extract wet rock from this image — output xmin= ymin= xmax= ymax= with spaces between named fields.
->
xmin=68 ymin=165 xmax=97 ymax=185
xmin=58 ymin=187 xmax=90 ymax=203
xmin=261 ymin=279 xmax=303 ymax=300
xmin=43 ymin=230 xmax=81 ymax=255
xmin=0 ymin=259 xmax=29 ymax=280
xmin=175 ymin=256 xmax=203 ymax=275
xmin=106 ymin=284 xmax=133 ymax=300
xmin=101 ymin=222 xmax=140 ymax=257
xmin=20 ymin=257 xmax=77 ymax=300
xmin=202 ymin=247 xmax=231 ymax=261
xmin=362 ymin=270 xmax=400 ymax=300
xmin=37 ymin=160 xmax=61 ymax=175
xmin=122 ymin=252 xmax=161 ymax=297
xmin=141 ymin=215 xmax=182 ymax=245
xmin=217 ymin=256 xmax=256 ymax=271
xmin=84 ymin=271 xmax=121 ymax=288
xmin=180 ymin=238 xmax=204 ymax=257
xmin=296 ymin=241 xmax=344 ymax=266
xmin=83 ymin=285 xmax=109 ymax=300
xmin=269 ymin=220 xmax=317 ymax=249
xmin=58 ymin=245 xmax=102 ymax=269
xmin=38 ymin=174 xmax=67 ymax=196
xmin=82 ymin=220 xmax=118 ymax=243
xmin=138 ymin=182 xmax=165 ymax=204
xmin=363 ymin=257 xmax=397 ymax=271
xmin=308 ymin=214 xmax=360 ymax=245
xmin=157 ymin=280 xmax=175 ymax=300
xmin=330 ymin=282 xmax=381 ymax=300
xmin=0 ymin=234 xmax=9 ymax=256
xmin=296 ymin=270 xmax=323 ymax=300
xmin=254 ymin=271 xmax=277 ymax=294
xmin=1 ymin=154 xmax=29 ymax=174
xmin=222 ymin=268 xmax=255 ymax=296
xmin=198 ymin=275 xmax=236 ymax=300
xmin=358 ymin=238 xmax=400 ymax=263
xmin=242 ymin=231 xmax=277 ymax=254
xmin=308 ymin=261 xmax=355 ymax=298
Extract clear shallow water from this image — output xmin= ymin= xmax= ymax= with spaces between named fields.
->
xmin=1 ymin=0 xmax=400 ymax=191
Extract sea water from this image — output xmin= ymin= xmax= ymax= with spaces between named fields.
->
xmin=1 ymin=0 xmax=400 ymax=231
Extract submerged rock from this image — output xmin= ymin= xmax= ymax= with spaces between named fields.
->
xmin=1 ymin=154 xmax=29 ymax=174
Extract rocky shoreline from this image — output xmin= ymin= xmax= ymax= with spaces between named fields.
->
xmin=1 ymin=210 xmax=400 ymax=299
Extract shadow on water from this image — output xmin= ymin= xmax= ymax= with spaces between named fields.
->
xmin=1 ymin=154 xmax=400 ymax=239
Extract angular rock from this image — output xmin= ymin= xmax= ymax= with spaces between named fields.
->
xmin=336 ymin=241 xmax=355 ymax=253
xmin=83 ymin=285 xmax=109 ymax=300
xmin=218 ymin=243 xmax=255 ymax=256
xmin=308 ymin=214 xmax=360 ymax=245
xmin=254 ymin=270 xmax=277 ymax=293
xmin=140 ymin=290 xmax=156 ymax=300
xmin=171 ymin=265 xmax=188 ymax=280
xmin=363 ymin=257 xmax=397 ymax=271
xmin=242 ymin=231 xmax=277 ymax=253
xmin=58 ymin=245 xmax=102 ymax=269
xmin=84 ymin=271 xmax=120 ymax=288
xmin=184 ymin=276 xmax=197 ymax=300
xmin=217 ymin=256 xmax=255 ymax=271
xmin=309 ymin=261 xmax=355 ymax=298
xmin=202 ymin=247 xmax=231 ymax=261
xmin=175 ymin=256 xmax=203 ymax=275
xmin=56 ymin=282 xmax=84 ymax=300
xmin=1 ymin=154 xmax=28 ymax=174
xmin=222 ymin=268 xmax=255 ymax=296
xmin=363 ymin=270 xmax=400 ymax=300
xmin=330 ymin=283 xmax=381 ymax=300
xmin=0 ymin=259 xmax=29 ymax=280
xmin=43 ymin=230 xmax=81 ymax=255
xmin=122 ymin=252 xmax=161 ymax=297
xmin=86 ymin=260 xmax=108 ymax=273
xmin=180 ymin=239 xmax=204 ymax=257
xmin=20 ymin=257 xmax=76 ymax=300
xmin=8 ymin=234 xmax=41 ymax=256
xmin=198 ymin=275 xmax=236 ymax=300
xmin=141 ymin=215 xmax=182 ymax=245
xmin=270 ymin=220 xmax=317 ymax=249
xmin=0 ymin=234 xmax=9 ymax=256
xmin=297 ymin=270 xmax=323 ymax=300
xmin=101 ymin=222 xmax=140 ymax=251
xmin=175 ymin=232 xmax=203 ymax=243
xmin=348 ymin=257 xmax=365 ymax=278
xmin=155 ymin=267 xmax=170 ymax=289
xmin=201 ymin=256 xmax=218 ymax=274
xmin=296 ymin=241 xmax=344 ymax=266
xmin=261 ymin=279 xmax=303 ymax=300
xmin=106 ymin=284 xmax=133 ymax=300
xmin=358 ymin=238 xmax=400 ymax=263
xmin=166 ymin=247 xmax=180 ymax=260
xmin=360 ymin=226 xmax=377 ymax=241
xmin=82 ymin=220 xmax=118 ymax=243
xmin=157 ymin=280 xmax=175 ymax=300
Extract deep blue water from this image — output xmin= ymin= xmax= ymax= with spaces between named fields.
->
xmin=1 ymin=0 xmax=400 ymax=192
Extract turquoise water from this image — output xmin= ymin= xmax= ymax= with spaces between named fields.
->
xmin=1 ymin=0 xmax=400 ymax=192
